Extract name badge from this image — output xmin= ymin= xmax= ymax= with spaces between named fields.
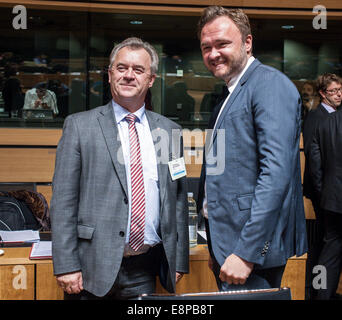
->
xmin=168 ymin=157 xmax=187 ymax=181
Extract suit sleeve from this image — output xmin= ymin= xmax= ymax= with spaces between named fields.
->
xmin=233 ymin=71 xmax=302 ymax=266
xmin=50 ymin=115 xmax=82 ymax=275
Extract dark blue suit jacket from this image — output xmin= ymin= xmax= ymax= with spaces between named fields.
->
xmin=200 ymin=59 xmax=307 ymax=269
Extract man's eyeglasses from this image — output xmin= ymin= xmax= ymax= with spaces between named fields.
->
xmin=325 ymin=87 xmax=342 ymax=95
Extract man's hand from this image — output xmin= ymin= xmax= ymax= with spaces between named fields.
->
xmin=56 ymin=271 xmax=83 ymax=294
xmin=175 ymin=272 xmax=184 ymax=283
xmin=219 ymin=254 xmax=254 ymax=285
xmin=34 ymin=99 xmax=41 ymax=108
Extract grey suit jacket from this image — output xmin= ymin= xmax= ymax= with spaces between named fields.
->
xmin=51 ymin=102 xmax=189 ymax=297
xmin=204 ymin=59 xmax=307 ymax=269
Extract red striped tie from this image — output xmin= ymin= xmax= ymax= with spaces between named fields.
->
xmin=126 ymin=114 xmax=146 ymax=251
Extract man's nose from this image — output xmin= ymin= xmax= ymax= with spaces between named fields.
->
xmin=208 ymin=48 xmax=220 ymax=60
xmin=123 ymin=67 xmax=135 ymax=79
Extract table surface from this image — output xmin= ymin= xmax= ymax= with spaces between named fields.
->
xmin=0 ymin=244 xmax=213 ymax=266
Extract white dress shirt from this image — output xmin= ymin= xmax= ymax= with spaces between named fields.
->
xmin=202 ymin=56 xmax=255 ymax=219
xmin=112 ymin=100 xmax=161 ymax=256
xmin=23 ymin=88 xmax=59 ymax=115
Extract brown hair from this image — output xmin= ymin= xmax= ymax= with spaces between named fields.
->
xmin=197 ymin=6 xmax=251 ymax=41
xmin=316 ymin=73 xmax=342 ymax=99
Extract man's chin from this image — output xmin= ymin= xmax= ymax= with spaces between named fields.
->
xmin=212 ymin=68 xmax=229 ymax=81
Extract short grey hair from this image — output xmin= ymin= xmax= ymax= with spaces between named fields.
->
xmin=108 ymin=37 xmax=159 ymax=75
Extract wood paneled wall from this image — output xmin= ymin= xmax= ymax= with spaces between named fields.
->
xmin=1 ymin=0 xmax=342 ymax=18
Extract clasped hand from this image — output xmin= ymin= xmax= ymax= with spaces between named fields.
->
xmin=56 ymin=271 xmax=83 ymax=294
xmin=218 ymin=254 xmax=254 ymax=285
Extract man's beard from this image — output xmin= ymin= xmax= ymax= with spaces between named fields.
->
xmin=220 ymin=45 xmax=248 ymax=84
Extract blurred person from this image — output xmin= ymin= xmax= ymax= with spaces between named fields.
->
xmin=2 ymin=64 xmax=24 ymax=117
xmin=302 ymin=73 xmax=341 ymax=299
xmin=23 ymin=82 xmax=58 ymax=115
xmin=301 ymin=81 xmax=319 ymax=121
xmin=309 ymin=75 xmax=342 ymax=300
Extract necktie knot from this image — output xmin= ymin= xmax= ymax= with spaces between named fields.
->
xmin=125 ymin=113 xmax=137 ymax=124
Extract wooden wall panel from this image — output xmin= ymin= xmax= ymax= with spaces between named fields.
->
xmin=0 ymin=148 xmax=56 ymax=182
xmin=337 ymin=273 xmax=342 ymax=295
xmin=0 ymin=265 xmax=35 ymax=300
xmin=36 ymin=264 xmax=64 ymax=300
xmin=300 ymin=151 xmax=305 ymax=183
xmin=281 ymin=254 xmax=307 ymax=300
xmin=304 ymin=197 xmax=316 ymax=220
xmin=15 ymin=0 xmax=342 ymax=10
xmin=1 ymin=1 xmax=342 ymax=18
xmin=36 ymin=185 xmax=53 ymax=206
xmin=0 ymin=129 xmax=61 ymax=146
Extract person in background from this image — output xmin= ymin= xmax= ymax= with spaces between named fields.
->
xmin=50 ymin=37 xmax=189 ymax=300
xmin=197 ymin=6 xmax=307 ymax=291
xmin=302 ymin=73 xmax=341 ymax=299
xmin=301 ymin=81 xmax=319 ymax=122
xmin=23 ymin=82 xmax=58 ymax=115
xmin=308 ymin=75 xmax=342 ymax=300
xmin=2 ymin=64 xmax=24 ymax=117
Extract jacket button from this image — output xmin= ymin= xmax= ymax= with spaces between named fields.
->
xmin=119 ymin=231 xmax=125 ymax=237
xmin=124 ymin=198 xmax=128 ymax=204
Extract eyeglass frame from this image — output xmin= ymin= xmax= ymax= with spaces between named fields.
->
xmin=325 ymin=87 xmax=342 ymax=95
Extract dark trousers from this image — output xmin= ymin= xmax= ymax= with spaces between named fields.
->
xmin=65 ymin=244 xmax=162 ymax=300
xmin=315 ymin=210 xmax=342 ymax=300
xmin=212 ymin=255 xmax=285 ymax=292
xmin=305 ymin=197 xmax=325 ymax=299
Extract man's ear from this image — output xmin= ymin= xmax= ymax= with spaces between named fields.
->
xmin=245 ymin=34 xmax=253 ymax=55
xmin=319 ymin=89 xmax=325 ymax=100
xmin=149 ymin=74 xmax=156 ymax=88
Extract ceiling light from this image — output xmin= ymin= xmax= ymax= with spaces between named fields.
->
xmin=130 ymin=20 xmax=143 ymax=25
xmin=281 ymin=25 xmax=294 ymax=29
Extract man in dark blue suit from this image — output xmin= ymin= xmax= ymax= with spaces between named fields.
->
xmin=308 ymin=76 xmax=342 ymax=299
xmin=197 ymin=6 xmax=307 ymax=291
xmin=302 ymin=73 xmax=340 ymax=299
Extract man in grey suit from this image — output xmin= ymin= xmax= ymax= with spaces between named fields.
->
xmin=51 ymin=37 xmax=189 ymax=299
xmin=197 ymin=6 xmax=307 ymax=291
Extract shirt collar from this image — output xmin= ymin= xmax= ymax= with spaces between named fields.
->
xmin=227 ymin=56 xmax=255 ymax=94
xmin=112 ymin=99 xmax=146 ymax=125
xmin=321 ymin=102 xmax=336 ymax=113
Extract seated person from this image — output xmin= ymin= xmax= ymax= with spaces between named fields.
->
xmin=33 ymin=53 xmax=48 ymax=66
xmin=23 ymin=83 xmax=58 ymax=115
xmin=301 ymin=81 xmax=319 ymax=120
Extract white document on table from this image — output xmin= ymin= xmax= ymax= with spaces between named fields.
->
xmin=30 ymin=241 xmax=52 ymax=259
xmin=0 ymin=230 xmax=40 ymax=243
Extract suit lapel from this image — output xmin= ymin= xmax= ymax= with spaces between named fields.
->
xmin=97 ymin=102 xmax=128 ymax=198
xmin=211 ymin=59 xmax=261 ymax=145
xmin=145 ymin=110 xmax=168 ymax=210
